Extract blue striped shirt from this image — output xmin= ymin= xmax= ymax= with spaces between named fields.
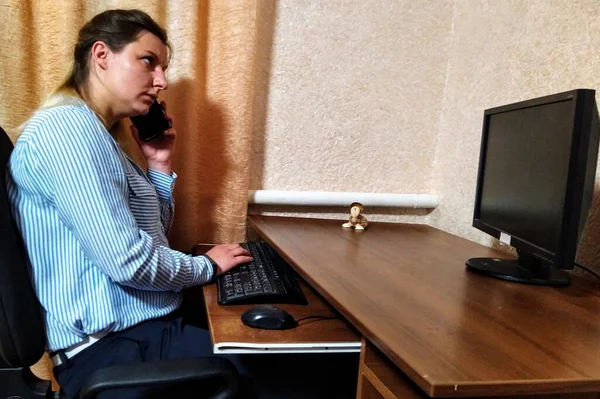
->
xmin=5 ymin=98 xmax=213 ymax=352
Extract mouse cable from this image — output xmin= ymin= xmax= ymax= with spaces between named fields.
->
xmin=574 ymin=262 xmax=600 ymax=282
xmin=295 ymin=315 xmax=339 ymax=323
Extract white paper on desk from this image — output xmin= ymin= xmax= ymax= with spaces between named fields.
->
xmin=213 ymin=341 xmax=361 ymax=354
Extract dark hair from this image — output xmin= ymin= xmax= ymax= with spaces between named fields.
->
xmin=58 ymin=9 xmax=171 ymax=95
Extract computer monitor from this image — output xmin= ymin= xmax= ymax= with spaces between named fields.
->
xmin=467 ymin=89 xmax=600 ymax=286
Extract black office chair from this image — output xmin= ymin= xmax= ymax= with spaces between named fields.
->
xmin=0 ymin=125 xmax=239 ymax=399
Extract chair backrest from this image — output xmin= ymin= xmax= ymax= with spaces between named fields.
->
xmin=0 ymin=126 xmax=46 ymax=368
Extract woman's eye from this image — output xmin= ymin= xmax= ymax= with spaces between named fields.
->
xmin=142 ymin=56 xmax=154 ymax=66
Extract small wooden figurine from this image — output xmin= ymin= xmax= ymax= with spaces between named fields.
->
xmin=342 ymin=202 xmax=369 ymax=230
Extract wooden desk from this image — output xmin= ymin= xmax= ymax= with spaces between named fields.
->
xmin=247 ymin=216 xmax=600 ymax=399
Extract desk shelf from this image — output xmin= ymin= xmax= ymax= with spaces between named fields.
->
xmin=358 ymin=338 xmax=427 ymax=399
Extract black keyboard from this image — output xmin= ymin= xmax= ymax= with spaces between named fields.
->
xmin=216 ymin=241 xmax=308 ymax=306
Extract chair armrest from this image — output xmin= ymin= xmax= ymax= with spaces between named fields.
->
xmin=78 ymin=357 xmax=238 ymax=399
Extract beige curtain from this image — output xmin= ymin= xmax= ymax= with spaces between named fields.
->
xmin=1 ymin=0 xmax=258 ymax=389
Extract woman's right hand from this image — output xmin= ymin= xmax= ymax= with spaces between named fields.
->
xmin=130 ymin=101 xmax=176 ymax=175
xmin=205 ymin=244 xmax=252 ymax=275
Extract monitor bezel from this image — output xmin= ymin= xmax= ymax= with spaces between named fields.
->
xmin=472 ymin=89 xmax=597 ymax=271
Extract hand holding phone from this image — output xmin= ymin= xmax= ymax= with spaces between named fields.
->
xmin=130 ymin=100 xmax=172 ymax=142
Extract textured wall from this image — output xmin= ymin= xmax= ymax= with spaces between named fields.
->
xmin=250 ymin=1 xmax=453 ymax=194
xmin=429 ymin=0 xmax=600 ymax=270
xmin=254 ymin=0 xmax=600 ymax=273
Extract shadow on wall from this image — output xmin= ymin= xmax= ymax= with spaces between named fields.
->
xmin=168 ymin=1 xmax=277 ymax=249
xmin=575 ymin=182 xmax=600 ymax=278
xmin=166 ymin=78 xmax=228 ymax=250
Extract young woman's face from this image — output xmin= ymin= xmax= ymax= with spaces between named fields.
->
xmin=104 ymin=30 xmax=169 ymax=117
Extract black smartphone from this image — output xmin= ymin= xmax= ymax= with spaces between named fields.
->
xmin=130 ymin=100 xmax=172 ymax=142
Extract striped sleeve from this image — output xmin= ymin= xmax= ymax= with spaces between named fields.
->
xmin=22 ymin=109 xmax=212 ymax=291
xmin=147 ymin=169 xmax=176 ymax=235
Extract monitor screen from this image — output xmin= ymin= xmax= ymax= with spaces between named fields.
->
xmin=468 ymin=89 xmax=599 ymax=286
xmin=479 ymin=100 xmax=574 ymax=254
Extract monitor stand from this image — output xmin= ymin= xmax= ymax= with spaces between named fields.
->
xmin=466 ymin=251 xmax=570 ymax=286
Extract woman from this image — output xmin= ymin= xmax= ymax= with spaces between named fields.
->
xmin=7 ymin=9 xmax=359 ymax=399
xmin=6 ymin=8 xmax=254 ymax=398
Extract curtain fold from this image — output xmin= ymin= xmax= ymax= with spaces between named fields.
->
xmin=1 ymin=0 xmax=256 ymax=388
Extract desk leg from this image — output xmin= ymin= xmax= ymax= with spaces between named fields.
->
xmin=356 ymin=337 xmax=372 ymax=399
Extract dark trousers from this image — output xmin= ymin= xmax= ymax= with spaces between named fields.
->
xmin=53 ymin=312 xmax=359 ymax=398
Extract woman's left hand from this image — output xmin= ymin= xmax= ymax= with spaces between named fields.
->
xmin=130 ymin=101 xmax=176 ymax=174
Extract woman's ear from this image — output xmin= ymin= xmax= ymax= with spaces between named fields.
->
xmin=90 ymin=41 xmax=110 ymax=70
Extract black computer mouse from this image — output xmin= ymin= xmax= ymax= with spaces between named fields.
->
xmin=241 ymin=305 xmax=298 ymax=330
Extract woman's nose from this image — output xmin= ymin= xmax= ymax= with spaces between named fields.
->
xmin=154 ymin=69 xmax=168 ymax=90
